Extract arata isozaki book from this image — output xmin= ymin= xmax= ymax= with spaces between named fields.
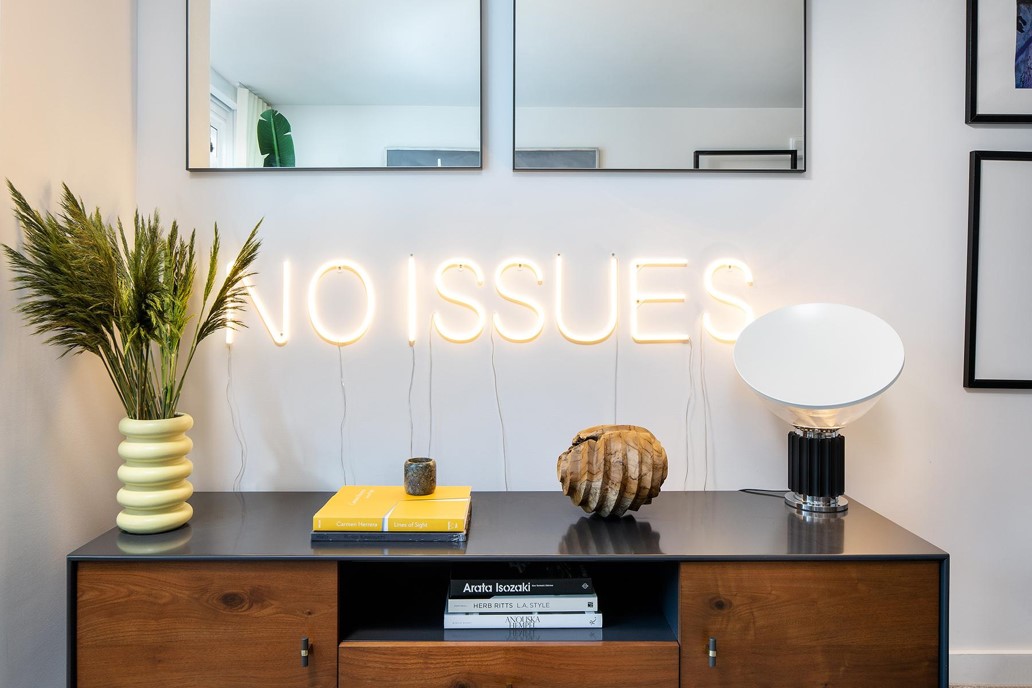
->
xmin=446 ymin=594 xmax=597 ymax=613
xmin=312 ymin=485 xmax=471 ymax=533
xmin=448 ymin=577 xmax=594 ymax=598
xmin=443 ymin=611 xmax=603 ymax=629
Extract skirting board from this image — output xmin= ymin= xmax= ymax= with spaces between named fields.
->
xmin=950 ymin=653 xmax=1032 ymax=686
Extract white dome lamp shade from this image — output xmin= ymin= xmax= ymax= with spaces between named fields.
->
xmin=733 ymin=304 xmax=904 ymax=513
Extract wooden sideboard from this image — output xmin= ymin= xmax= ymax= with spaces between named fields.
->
xmin=68 ymin=491 xmax=948 ymax=687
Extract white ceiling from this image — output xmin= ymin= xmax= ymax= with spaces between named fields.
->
xmin=205 ymin=0 xmax=803 ymax=110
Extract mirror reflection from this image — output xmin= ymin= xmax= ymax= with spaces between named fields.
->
xmin=514 ymin=0 xmax=805 ymax=171
xmin=188 ymin=0 xmax=481 ymax=170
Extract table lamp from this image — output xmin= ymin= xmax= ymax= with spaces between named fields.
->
xmin=733 ymin=303 xmax=904 ymax=513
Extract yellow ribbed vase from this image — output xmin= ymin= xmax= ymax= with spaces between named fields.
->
xmin=115 ymin=413 xmax=195 ymax=534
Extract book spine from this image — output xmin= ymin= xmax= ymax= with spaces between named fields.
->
xmin=312 ymin=517 xmax=383 ymax=532
xmin=446 ymin=595 xmax=598 ymax=613
xmin=443 ymin=628 xmax=603 ymax=642
xmin=310 ymin=530 xmax=467 ymax=543
xmin=386 ymin=516 xmax=467 ymax=532
xmin=443 ymin=612 xmax=603 ymax=630
xmin=449 ymin=578 xmax=594 ymax=597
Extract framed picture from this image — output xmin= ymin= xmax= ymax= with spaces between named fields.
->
xmin=966 ymin=0 xmax=1032 ymax=122
xmin=964 ymin=151 xmax=1032 ymax=388
xmin=693 ymin=149 xmax=799 ymax=170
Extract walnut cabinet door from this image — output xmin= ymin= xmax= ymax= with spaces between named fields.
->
xmin=76 ymin=561 xmax=338 ymax=688
xmin=679 ymin=561 xmax=941 ymax=688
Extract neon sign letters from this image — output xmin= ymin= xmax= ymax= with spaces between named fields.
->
xmin=227 ymin=255 xmax=755 ymax=346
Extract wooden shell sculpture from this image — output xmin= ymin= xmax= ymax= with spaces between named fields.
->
xmin=557 ymin=425 xmax=668 ymax=517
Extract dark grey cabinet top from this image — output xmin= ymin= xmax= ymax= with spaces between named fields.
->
xmin=68 ymin=491 xmax=947 ymax=561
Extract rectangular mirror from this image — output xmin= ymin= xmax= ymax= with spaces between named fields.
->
xmin=513 ymin=0 xmax=806 ymax=172
xmin=188 ymin=0 xmax=482 ymax=170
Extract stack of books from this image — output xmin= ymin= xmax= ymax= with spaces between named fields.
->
xmin=311 ymin=485 xmax=471 ymax=542
xmin=443 ymin=575 xmax=602 ymax=629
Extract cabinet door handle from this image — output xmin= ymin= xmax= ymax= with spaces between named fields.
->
xmin=708 ymin=637 xmax=717 ymax=667
xmin=301 ymin=637 xmax=311 ymax=668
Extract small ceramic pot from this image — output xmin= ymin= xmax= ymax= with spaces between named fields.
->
xmin=404 ymin=457 xmax=437 ymax=496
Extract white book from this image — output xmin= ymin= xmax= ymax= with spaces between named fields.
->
xmin=443 ymin=611 xmax=603 ymax=630
xmin=443 ymin=627 xmax=603 ymax=642
xmin=446 ymin=594 xmax=598 ymax=614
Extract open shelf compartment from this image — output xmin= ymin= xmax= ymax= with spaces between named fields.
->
xmin=339 ymin=560 xmax=679 ymax=643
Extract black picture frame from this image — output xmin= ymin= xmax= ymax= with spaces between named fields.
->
xmin=964 ymin=151 xmax=1032 ymax=388
xmin=693 ymin=150 xmax=799 ymax=170
xmin=966 ymin=0 xmax=1032 ymax=123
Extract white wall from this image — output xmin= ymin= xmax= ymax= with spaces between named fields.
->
xmin=0 ymin=1 xmax=136 ymax=686
xmin=516 ymin=107 xmax=804 ymax=169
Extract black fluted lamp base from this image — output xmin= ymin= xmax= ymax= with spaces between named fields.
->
xmin=785 ymin=430 xmax=848 ymax=513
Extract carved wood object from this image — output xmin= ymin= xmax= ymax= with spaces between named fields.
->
xmin=557 ymin=425 xmax=668 ymax=517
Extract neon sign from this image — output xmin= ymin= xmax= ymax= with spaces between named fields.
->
xmin=227 ymin=255 xmax=755 ymax=346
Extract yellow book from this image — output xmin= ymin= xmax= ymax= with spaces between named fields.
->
xmin=312 ymin=485 xmax=472 ymax=532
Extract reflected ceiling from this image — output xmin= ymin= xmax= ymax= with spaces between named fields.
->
xmin=210 ymin=0 xmax=479 ymax=107
xmin=516 ymin=0 xmax=802 ymax=108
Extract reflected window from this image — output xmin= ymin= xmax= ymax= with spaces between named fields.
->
xmin=208 ymin=94 xmax=235 ymax=167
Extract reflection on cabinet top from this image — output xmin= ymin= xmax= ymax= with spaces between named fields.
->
xmin=68 ymin=491 xmax=946 ymax=562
